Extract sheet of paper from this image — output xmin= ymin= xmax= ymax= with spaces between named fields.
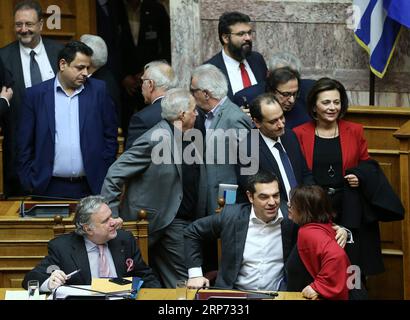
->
xmin=91 ymin=278 xmax=132 ymax=293
xmin=5 ymin=290 xmax=46 ymax=300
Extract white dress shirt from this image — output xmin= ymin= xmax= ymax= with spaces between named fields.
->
xmin=234 ymin=207 xmax=284 ymax=291
xmin=260 ymin=132 xmax=292 ymax=200
xmin=222 ymin=49 xmax=257 ymax=95
xmin=19 ymin=38 xmax=55 ymax=88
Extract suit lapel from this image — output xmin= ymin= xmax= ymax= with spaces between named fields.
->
xmin=280 ymin=218 xmax=295 ymax=263
xmin=235 ymin=210 xmax=250 ymax=267
xmin=10 ymin=43 xmax=26 ymax=97
xmin=338 ymin=120 xmax=349 ymax=172
xmin=108 ymin=238 xmax=126 ymax=277
xmin=70 ymin=235 xmax=92 ymax=284
xmin=78 ymin=84 xmax=89 ymax=132
xmin=45 ymin=80 xmax=56 ymax=144
xmin=218 ymin=52 xmax=233 ymax=97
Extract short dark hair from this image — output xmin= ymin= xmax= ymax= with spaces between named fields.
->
xmin=265 ymin=66 xmax=300 ymax=93
xmin=14 ymin=0 xmax=42 ymax=20
xmin=57 ymin=41 xmax=93 ymax=69
xmin=249 ymin=93 xmax=280 ymax=123
xmin=289 ymin=185 xmax=335 ymax=225
xmin=246 ymin=170 xmax=278 ymax=195
xmin=306 ymin=77 xmax=349 ymax=119
xmin=218 ymin=11 xmax=251 ymax=45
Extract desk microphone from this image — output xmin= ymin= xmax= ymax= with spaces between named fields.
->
xmin=52 ymin=284 xmax=134 ymax=300
xmin=194 ymin=286 xmax=278 ymax=299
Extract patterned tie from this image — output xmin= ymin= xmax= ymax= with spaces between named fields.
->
xmin=30 ymin=50 xmax=42 ymax=86
xmin=98 ymin=244 xmax=110 ymax=278
xmin=274 ymin=142 xmax=297 ymax=189
xmin=239 ymin=62 xmax=251 ymax=88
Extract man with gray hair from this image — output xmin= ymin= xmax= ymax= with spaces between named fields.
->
xmin=80 ymin=34 xmax=121 ymax=117
xmin=125 ymin=60 xmax=176 ymax=149
xmin=22 ymin=195 xmax=160 ymax=292
xmin=190 ymin=64 xmax=252 ymax=215
xmin=102 ymin=88 xmax=207 ymax=288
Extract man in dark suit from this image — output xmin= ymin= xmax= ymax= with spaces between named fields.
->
xmin=125 ymin=60 xmax=175 ymax=149
xmin=17 ymin=41 xmax=118 ymax=199
xmin=184 ymin=170 xmax=297 ymax=290
xmin=205 ymin=11 xmax=267 ymax=100
xmin=0 ymin=0 xmax=63 ymax=197
xmin=22 ymin=195 xmax=160 ymax=292
xmin=0 ymin=58 xmax=13 ymax=118
xmin=237 ymin=93 xmax=314 ymax=203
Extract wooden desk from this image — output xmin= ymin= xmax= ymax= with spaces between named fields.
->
xmin=0 ymin=288 xmax=306 ymax=300
xmin=0 ymin=201 xmax=76 ymax=287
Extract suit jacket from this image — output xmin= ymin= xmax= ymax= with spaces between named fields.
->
xmin=205 ymin=98 xmax=252 ymax=214
xmin=101 ymin=120 xmax=207 ymax=236
xmin=16 ymin=77 xmax=118 ymax=195
xmin=125 ymin=98 xmax=163 ymax=150
xmin=22 ymin=230 xmax=161 ymax=290
xmin=237 ymin=129 xmax=314 ymax=202
xmin=293 ymin=120 xmax=370 ymax=174
xmin=0 ymin=57 xmax=10 ymax=117
xmin=205 ymin=51 xmax=267 ymax=100
xmin=0 ymin=38 xmax=63 ymax=196
xmin=184 ymin=203 xmax=297 ymax=289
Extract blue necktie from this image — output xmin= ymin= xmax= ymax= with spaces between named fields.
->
xmin=274 ymin=142 xmax=297 ymax=189
xmin=30 ymin=50 xmax=42 ymax=86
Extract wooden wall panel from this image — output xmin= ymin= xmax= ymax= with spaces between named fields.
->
xmin=345 ymin=106 xmax=410 ymax=299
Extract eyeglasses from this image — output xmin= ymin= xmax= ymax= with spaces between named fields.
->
xmin=228 ymin=30 xmax=255 ymax=37
xmin=15 ymin=21 xmax=40 ymax=29
xmin=275 ymin=88 xmax=299 ymax=99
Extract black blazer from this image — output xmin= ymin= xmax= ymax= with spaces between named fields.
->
xmin=22 ymin=230 xmax=161 ymax=290
xmin=125 ymin=98 xmax=163 ymax=150
xmin=0 ymin=57 xmax=10 ymax=117
xmin=0 ymin=38 xmax=63 ymax=196
xmin=237 ymin=129 xmax=315 ymax=202
xmin=184 ymin=203 xmax=297 ymax=289
xmin=205 ymin=51 xmax=267 ymax=100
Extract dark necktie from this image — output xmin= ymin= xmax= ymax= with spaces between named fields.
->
xmin=274 ymin=142 xmax=297 ymax=189
xmin=239 ymin=62 xmax=251 ymax=88
xmin=30 ymin=50 xmax=42 ymax=86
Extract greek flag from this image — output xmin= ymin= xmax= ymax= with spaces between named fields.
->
xmin=384 ymin=0 xmax=410 ymax=29
xmin=353 ymin=0 xmax=403 ymax=78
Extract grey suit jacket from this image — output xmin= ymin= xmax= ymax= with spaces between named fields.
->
xmin=184 ymin=203 xmax=297 ymax=289
xmin=205 ymin=98 xmax=251 ymax=214
xmin=101 ymin=120 xmax=207 ymax=237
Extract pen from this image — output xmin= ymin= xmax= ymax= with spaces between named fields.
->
xmin=66 ymin=269 xmax=81 ymax=279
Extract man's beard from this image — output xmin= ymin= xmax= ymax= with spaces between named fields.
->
xmin=228 ymin=40 xmax=252 ymax=61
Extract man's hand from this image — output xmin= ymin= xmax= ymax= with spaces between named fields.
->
xmin=121 ymin=75 xmax=140 ymax=96
xmin=344 ymin=174 xmax=359 ymax=188
xmin=187 ymin=276 xmax=210 ymax=289
xmin=240 ymin=106 xmax=251 ymax=118
xmin=112 ymin=217 xmax=123 ymax=230
xmin=48 ymin=270 xmax=67 ymax=290
xmin=1 ymin=86 xmax=13 ymax=102
xmin=332 ymin=224 xmax=347 ymax=248
xmin=302 ymin=285 xmax=319 ymax=299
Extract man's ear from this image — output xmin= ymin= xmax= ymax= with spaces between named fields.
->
xmin=83 ymin=224 xmax=92 ymax=235
xmin=59 ymin=59 xmax=67 ymax=71
xmin=246 ymin=191 xmax=254 ymax=204
xmin=222 ymin=33 xmax=230 ymax=45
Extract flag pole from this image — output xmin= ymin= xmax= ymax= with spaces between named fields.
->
xmin=369 ymin=70 xmax=375 ymax=106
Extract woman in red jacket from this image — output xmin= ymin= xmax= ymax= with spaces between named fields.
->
xmin=286 ymin=185 xmax=351 ymax=300
xmin=293 ymin=77 xmax=369 ymax=218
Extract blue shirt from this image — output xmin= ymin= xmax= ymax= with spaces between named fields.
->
xmin=52 ymin=76 xmax=85 ymax=177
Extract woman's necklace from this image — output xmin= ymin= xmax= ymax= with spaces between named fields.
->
xmin=315 ymin=125 xmax=338 ymax=178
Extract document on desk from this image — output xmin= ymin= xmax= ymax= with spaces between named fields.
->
xmin=5 ymin=290 xmax=46 ymax=300
xmin=47 ymin=285 xmax=95 ymax=300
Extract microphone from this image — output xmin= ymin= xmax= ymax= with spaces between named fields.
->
xmin=194 ymin=286 xmax=278 ymax=300
xmin=52 ymin=284 xmax=135 ymax=300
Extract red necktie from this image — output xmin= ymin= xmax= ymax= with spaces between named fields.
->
xmin=98 ymin=244 xmax=110 ymax=277
xmin=239 ymin=62 xmax=251 ymax=88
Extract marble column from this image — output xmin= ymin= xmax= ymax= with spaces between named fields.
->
xmin=170 ymin=0 xmax=202 ymax=87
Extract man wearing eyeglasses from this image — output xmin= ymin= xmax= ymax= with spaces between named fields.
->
xmin=266 ymin=66 xmax=311 ymax=129
xmin=0 ymin=0 xmax=63 ymax=197
xmin=205 ymin=11 xmax=267 ymax=100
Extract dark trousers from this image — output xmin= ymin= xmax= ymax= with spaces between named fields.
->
xmin=38 ymin=177 xmax=92 ymax=200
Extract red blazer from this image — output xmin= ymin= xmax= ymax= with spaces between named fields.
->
xmin=293 ymin=120 xmax=370 ymax=175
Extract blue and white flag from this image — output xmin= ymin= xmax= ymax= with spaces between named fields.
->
xmin=353 ymin=0 xmax=402 ymax=78
xmin=384 ymin=0 xmax=410 ymax=29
